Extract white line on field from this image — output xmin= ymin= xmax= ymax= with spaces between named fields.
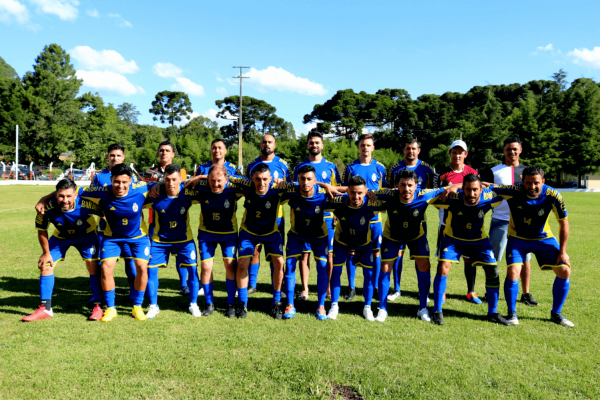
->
xmin=0 ymin=207 xmax=33 ymax=212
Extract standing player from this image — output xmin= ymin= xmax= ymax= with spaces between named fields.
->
xmin=194 ymin=139 xmax=238 ymax=177
xmin=292 ymin=131 xmax=341 ymax=300
xmin=245 ymin=135 xmax=290 ymax=295
xmin=24 ymin=179 xmax=103 ymax=322
xmin=385 ymin=138 xmax=435 ymax=301
xmin=480 ymin=137 xmax=539 ymax=307
xmin=341 ymin=133 xmax=386 ymax=301
xmin=489 ymin=166 xmax=573 ymax=327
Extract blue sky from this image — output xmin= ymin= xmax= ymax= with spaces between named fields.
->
xmin=2 ymin=0 xmax=600 ymax=134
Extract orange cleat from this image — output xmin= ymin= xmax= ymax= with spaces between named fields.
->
xmin=22 ymin=305 xmax=53 ymax=322
xmin=89 ymin=304 xmax=104 ymax=321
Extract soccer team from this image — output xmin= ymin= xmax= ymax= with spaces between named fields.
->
xmin=23 ymin=132 xmax=574 ymax=327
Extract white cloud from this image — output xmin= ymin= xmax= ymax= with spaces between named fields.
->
xmin=0 ymin=0 xmax=30 ymax=24
xmin=170 ymin=77 xmax=205 ymax=97
xmin=76 ymin=70 xmax=144 ymax=96
xmin=29 ymin=0 xmax=78 ymax=21
xmin=301 ymin=122 xmax=317 ymax=134
xmin=231 ymin=66 xmax=327 ymax=96
xmin=86 ymin=8 xmax=97 ymax=17
xmin=109 ymin=12 xmax=131 ymax=27
xmin=202 ymin=109 xmax=218 ymax=120
xmin=70 ymin=46 xmax=139 ymax=74
xmin=537 ymin=43 xmax=553 ymax=52
xmin=567 ymin=47 xmax=600 ymax=69
xmin=216 ymin=87 xmax=228 ymax=97
xmin=152 ymin=62 xmax=183 ymax=78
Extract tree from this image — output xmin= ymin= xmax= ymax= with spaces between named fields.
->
xmin=552 ymin=69 xmax=568 ymax=91
xmin=117 ymin=102 xmax=141 ymax=125
xmin=149 ymin=90 xmax=193 ymax=126
xmin=0 ymin=56 xmax=18 ymax=79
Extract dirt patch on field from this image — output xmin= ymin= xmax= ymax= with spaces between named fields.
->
xmin=331 ymin=384 xmax=364 ymax=400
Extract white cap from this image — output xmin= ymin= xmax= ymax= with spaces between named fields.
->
xmin=450 ymin=140 xmax=468 ymax=152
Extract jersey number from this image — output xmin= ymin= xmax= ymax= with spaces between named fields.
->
xmin=256 ymin=211 xmax=261 ymax=218
xmin=170 ymin=221 xmax=177 ymax=228
xmin=403 ymin=222 xmax=408 ymax=228
xmin=306 ymin=219 xmax=311 ymax=226
xmin=122 ymin=218 xmax=128 ymax=226
xmin=524 ymin=218 xmax=532 ymax=225
xmin=466 ymin=223 xmax=472 ymax=230
xmin=68 ymin=229 xmax=75 ymax=234
xmin=349 ymin=228 xmax=356 ymax=235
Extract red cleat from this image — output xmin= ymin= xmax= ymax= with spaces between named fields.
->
xmin=22 ymin=305 xmax=53 ymax=322
xmin=89 ymin=304 xmax=104 ymax=321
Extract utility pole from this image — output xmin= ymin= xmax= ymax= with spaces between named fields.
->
xmin=232 ymin=66 xmax=249 ymax=174
xmin=15 ymin=125 xmax=19 ymax=181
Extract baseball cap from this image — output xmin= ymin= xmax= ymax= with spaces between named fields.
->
xmin=450 ymin=140 xmax=468 ymax=152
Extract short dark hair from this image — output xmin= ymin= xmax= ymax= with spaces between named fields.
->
xmin=523 ymin=165 xmax=544 ymax=179
xmin=298 ymin=165 xmax=316 ymax=176
xmin=462 ymin=173 xmax=481 ymax=186
xmin=111 ymin=163 xmax=132 ymax=177
xmin=503 ymin=137 xmax=522 ymax=147
xmin=211 ymin=138 xmax=226 ymax=148
xmin=348 ymin=175 xmax=367 ymax=187
xmin=395 ymin=169 xmax=418 ymax=184
xmin=357 ymin=133 xmax=374 ymax=146
xmin=164 ymin=164 xmax=181 ymax=176
xmin=252 ymin=163 xmax=270 ymax=176
xmin=307 ymin=131 xmax=323 ymax=142
xmin=107 ymin=143 xmax=125 ymax=154
xmin=158 ymin=140 xmax=175 ymax=153
xmin=56 ymin=179 xmax=76 ymax=191
xmin=405 ymin=138 xmax=420 ymax=148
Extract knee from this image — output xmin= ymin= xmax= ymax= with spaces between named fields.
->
xmin=506 ymin=266 xmax=520 ymax=281
xmin=40 ymin=265 xmax=54 ymax=275
xmin=556 ymin=267 xmax=570 ymax=279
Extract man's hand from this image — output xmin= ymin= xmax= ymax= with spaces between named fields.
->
xmin=320 ymin=183 xmax=344 ymax=198
xmin=440 ymin=183 xmax=461 ymax=202
xmin=149 ymin=184 xmax=161 ymax=198
xmin=481 ymin=181 xmax=492 ymax=188
xmin=556 ymin=251 xmax=571 ymax=268
xmin=366 ymin=191 xmax=378 ymax=201
xmin=38 ymin=253 xmax=55 ymax=270
xmin=184 ymin=175 xmax=205 ymax=189
xmin=35 ymin=201 xmax=45 ymax=215
xmin=274 ymin=178 xmax=286 ymax=188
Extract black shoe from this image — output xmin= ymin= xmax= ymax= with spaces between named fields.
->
xmin=551 ymin=312 xmax=574 ymax=327
xmin=235 ymin=301 xmax=247 ymax=319
xmin=344 ymin=288 xmax=356 ymax=300
xmin=270 ymin=301 xmax=283 ymax=319
xmin=201 ymin=303 xmax=215 ymax=317
xmin=521 ymin=293 xmax=540 ymax=307
xmin=247 ymin=286 xmax=257 ymax=296
xmin=179 ymin=286 xmax=190 ymax=296
xmin=432 ymin=311 xmax=444 ymax=325
xmin=488 ymin=312 xmax=513 ymax=326
xmin=226 ymin=304 xmax=236 ymax=318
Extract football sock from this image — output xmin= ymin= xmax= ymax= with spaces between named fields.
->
xmin=417 ymin=270 xmax=431 ymax=310
xmin=374 ymin=254 xmax=381 ymax=292
xmin=315 ymin=258 xmax=328 ymax=307
xmin=124 ymin=258 xmax=137 ymax=298
xmin=433 ymin=274 xmax=447 ymax=312
xmin=238 ymin=286 xmax=248 ymax=305
xmin=187 ymin=266 xmax=200 ymax=304
xmin=464 ymin=261 xmax=476 ymax=293
xmin=176 ymin=260 xmax=188 ymax=288
xmin=486 ymin=287 xmax=499 ymax=315
xmin=363 ymin=267 xmax=374 ymax=307
xmin=89 ymin=274 xmax=102 ymax=304
xmin=248 ymin=263 xmax=259 ymax=288
xmin=504 ymin=278 xmax=519 ymax=314
xmin=147 ymin=267 xmax=159 ymax=305
xmin=551 ymin=277 xmax=569 ymax=314
xmin=273 ymin=290 xmax=281 ymax=305
xmin=285 ymin=258 xmax=296 ymax=307
xmin=482 ymin=264 xmax=500 ymax=315
xmin=203 ymin=282 xmax=214 ymax=305
xmin=392 ymin=254 xmax=403 ymax=292
xmin=132 ymin=288 xmax=145 ymax=307
xmin=104 ymin=288 xmax=116 ymax=308
xmin=346 ymin=255 xmax=356 ymax=289
xmin=378 ymin=271 xmax=391 ymax=310
xmin=39 ymin=274 xmax=54 ymax=309
xmin=226 ymin=279 xmax=236 ymax=305
xmin=331 ymin=266 xmax=343 ymax=304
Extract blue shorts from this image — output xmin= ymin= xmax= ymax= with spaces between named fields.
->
xmin=506 ymin=236 xmax=565 ymax=271
xmin=302 ymin=217 xmax=335 ymax=254
xmin=48 ymin=233 xmax=99 ymax=263
xmin=489 ymin=218 xmax=532 ymax=263
xmin=198 ymin=230 xmax=237 ymax=262
xmin=238 ymin=229 xmax=283 ymax=261
xmin=101 ymin=236 xmax=151 ymax=262
xmin=287 ymin=232 xmax=329 ymax=261
xmin=438 ymin=236 xmax=497 ymax=267
xmin=149 ymin=240 xmax=197 ymax=267
xmin=381 ymin=234 xmax=430 ymax=262
xmin=332 ymin=241 xmax=374 ymax=269
xmin=99 ymin=233 xmax=134 ymax=259
xmin=371 ymin=221 xmax=383 ymax=251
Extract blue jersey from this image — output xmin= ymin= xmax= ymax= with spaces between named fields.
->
xmin=374 ymin=188 xmax=446 ymax=242
xmin=92 ymin=167 xmax=139 ymax=232
xmin=80 ymin=181 xmax=155 ymax=239
xmin=146 ymin=183 xmax=200 ymax=243
xmin=35 ymin=189 xmax=102 ymax=240
xmin=246 ymin=155 xmax=290 ymax=181
xmin=433 ymin=188 xmax=503 ymax=241
xmin=195 ymin=179 xmax=244 ymax=234
xmin=386 ymin=160 xmax=435 ymax=190
xmin=327 ymin=195 xmax=386 ymax=247
xmin=342 ymin=158 xmax=386 ymax=223
xmin=195 ymin=160 xmax=238 ymax=177
xmin=294 ymin=157 xmax=341 ymax=220
xmin=282 ymin=186 xmax=330 ymax=239
xmin=490 ymin=184 xmax=567 ymax=240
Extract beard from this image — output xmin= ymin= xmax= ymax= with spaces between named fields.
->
xmin=261 ymin=148 xmax=274 ymax=156
xmin=308 ymin=148 xmax=321 ymax=156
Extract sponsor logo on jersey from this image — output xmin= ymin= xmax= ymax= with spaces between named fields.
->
xmin=265 ymin=201 xmax=271 ymax=209
xmin=224 ymin=200 xmax=230 ymax=209
xmin=413 ymin=209 xmax=419 ymax=217
xmin=538 ymin=208 xmax=545 ymax=216
xmin=322 ymin=171 xmax=327 ymax=179
xmin=360 ymin=217 xmax=366 ymax=225
xmin=478 ymin=210 xmax=484 ymax=218
xmin=133 ymin=203 xmax=139 ymax=212
xmin=180 ymin=207 xmax=185 ymax=215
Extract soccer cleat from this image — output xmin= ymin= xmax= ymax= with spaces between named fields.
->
xmin=466 ymin=292 xmax=482 ymax=304
xmin=146 ymin=304 xmax=160 ymax=319
xmin=22 ymin=305 xmax=53 ymax=322
xmin=363 ymin=305 xmax=375 ymax=321
xmin=201 ymin=303 xmax=215 ymax=317
xmin=506 ymin=312 xmax=519 ymax=325
xmin=89 ymin=304 xmax=103 ymax=321
xmin=283 ymin=304 xmax=296 ymax=319
xmin=417 ymin=308 xmax=431 ymax=322
xmin=327 ymin=303 xmax=339 ymax=320
xmin=375 ymin=308 xmax=388 ymax=322
xmin=344 ymin=288 xmax=356 ymax=300
xmin=316 ymin=306 xmax=328 ymax=320
xmin=551 ymin=313 xmax=574 ymax=327
xmin=226 ymin=304 xmax=236 ymax=318
xmin=387 ymin=291 xmax=401 ymax=301
xmin=521 ymin=293 xmax=540 ymax=307
xmin=101 ymin=307 xmax=117 ymax=322
xmin=431 ymin=311 xmax=444 ymax=325
xmin=247 ymin=286 xmax=257 ymax=296
xmin=179 ymin=286 xmax=190 ymax=296
xmin=488 ymin=313 xmax=513 ymax=326
xmin=198 ymin=287 xmax=205 ymax=296
xmin=270 ymin=301 xmax=283 ymax=319
xmin=235 ymin=301 xmax=247 ymax=319
xmin=189 ymin=303 xmax=202 ymax=317
xmin=132 ymin=305 xmax=147 ymax=321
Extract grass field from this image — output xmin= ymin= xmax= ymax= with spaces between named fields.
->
xmin=0 ymin=185 xmax=599 ymax=399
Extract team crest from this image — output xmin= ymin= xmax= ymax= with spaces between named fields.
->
xmin=180 ymin=207 xmax=185 ymax=215
xmin=265 ymin=201 xmax=272 ymax=209
xmin=273 ymin=171 xmax=279 ymax=179
xmin=478 ymin=210 xmax=484 ymax=218
xmin=413 ymin=209 xmax=419 ymax=217
xmin=490 ymin=250 xmax=495 ymax=259
xmin=133 ymin=203 xmax=139 ymax=212
xmin=191 ymin=251 xmax=196 ymax=260
xmin=315 ymin=206 xmax=321 ymax=214
xmin=279 ymin=244 xmax=283 ymax=252
xmin=379 ymin=236 xmax=382 ymax=244
xmin=322 ymin=171 xmax=327 ymax=179
xmin=90 ymin=246 xmax=96 ymax=255
xmin=360 ymin=217 xmax=366 ymax=225
xmin=372 ymin=173 xmax=377 ymax=182
xmin=418 ymin=177 xmax=423 ymax=185
xmin=370 ymin=254 xmax=373 ymax=262
xmin=144 ymin=246 xmax=150 ymax=256
xmin=224 ymin=200 xmax=230 ymax=209
xmin=538 ymin=209 xmax=545 ymax=216
xmin=76 ymin=219 xmax=83 ymax=226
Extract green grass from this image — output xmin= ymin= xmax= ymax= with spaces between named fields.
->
xmin=0 ymin=186 xmax=599 ymax=399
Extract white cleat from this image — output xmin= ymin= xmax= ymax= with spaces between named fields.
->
xmin=375 ymin=308 xmax=388 ymax=322
xmin=506 ymin=314 xmax=519 ymax=325
xmin=417 ymin=307 xmax=431 ymax=322
xmin=198 ymin=287 xmax=205 ymax=296
xmin=189 ymin=303 xmax=202 ymax=317
xmin=363 ymin=305 xmax=375 ymax=321
xmin=146 ymin=304 xmax=160 ymax=319
xmin=327 ymin=303 xmax=339 ymax=320
xmin=387 ymin=291 xmax=401 ymax=301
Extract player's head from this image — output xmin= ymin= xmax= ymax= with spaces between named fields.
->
xmin=208 ymin=164 xmax=228 ymax=194
xmin=252 ymin=163 xmax=272 ymax=195
xmin=297 ymin=165 xmax=316 ymax=195
xmin=449 ymin=140 xmax=468 ymax=166
xmin=157 ymin=140 xmax=176 ymax=165
xmin=260 ymin=135 xmax=276 ymax=157
xmin=55 ymin=179 xmax=77 ymax=211
xmin=110 ymin=163 xmax=133 ymax=197
xmin=522 ymin=166 xmax=545 ymax=198
xmin=357 ymin=134 xmax=375 ymax=158
xmin=347 ymin=175 xmax=368 ymax=207
xmin=503 ymin=136 xmax=522 ymax=164
xmin=403 ymin=138 xmax=421 ymax=162
xmin=211 ymin=139 xmax=227 ymax=162
xmin=396 ymin=169 xmax=418 ymax=201
xmin=107 ymin=143 xmax=125 ymax=168
xmin=306 ymin=131 xmax=323 ymax=156
xmin=462 ymin=173 xmax=481 ymax=205
xmin=164 ymin=164 xmax=182 ymax=196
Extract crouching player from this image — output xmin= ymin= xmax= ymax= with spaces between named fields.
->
xmin=25 ymin=179 xmax=103 ymax=321
xmin=490 ymin=166 xmax=573 ymax=327
xmin=432 ymin=174 xmax=512 ymax=326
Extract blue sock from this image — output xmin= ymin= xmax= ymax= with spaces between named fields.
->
xmin=187 ymin=266 xmax=199 ymax=304
xmin=433 ymin=274 xmax=447 ymax=312
xmin=331 ymin=266 xmax=343 ymax=303
xmin=363 ymin=267 xmax=374 ymax=306
xmin=486 ymin=287 xmax=499 ymax=315
xmin=315 ymin=259 xmax=328 ymax=307
xmin=226 ymin=279 xmax=236 ymax=305
xmin=125 ymin=259 xmax=136 ymax=299
xmin=392 ymin=255 xmax=403 ymax=292
xmin=417 ymin=270 xmax=431 ymax=310
xmin=285 ymin=258 xmax=296 ymax=307
xmin=89 ymin=274 xmax=102 ymax=303
xmin=552 ymin=277 xmax=569 ymax=314
xmin=346 ymin=255 xmax=356 ymax=289
xmin=203 ymin=282 xmax=214 ymax=305
xmin=504 ymin=278 xmax=519 ymax=314
xmin=177 ymin=261 xmax=188 ymax=288
xmin=146 ymin=267 xmax=159 ymax=305
xmin=378 ymin=271 xmax=391 ymax=310
xmin=40 ymin=274 xmax=55 ymax=307
xmin=373 ymin=255 xmax=381 ymax=292
xmin=104 ymin=288 xmax=116 ymax=308
xmin=248 ymin=263 xmax=259 ymax=288
xmin=273 ymin=290 xmax=281 ymax=305
xmin=238 ymin=286 xmax=248 ymax=305
xmin=132 ymin=288 xmax=145 ymax=307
